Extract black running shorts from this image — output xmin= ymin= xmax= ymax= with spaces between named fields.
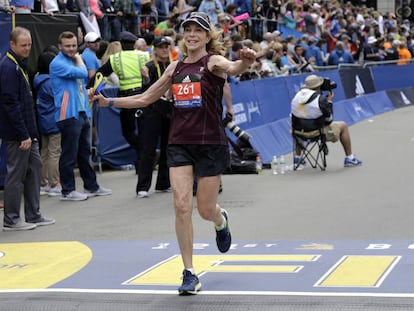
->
xmin=167 ymin=144 xmax=230 ymax=177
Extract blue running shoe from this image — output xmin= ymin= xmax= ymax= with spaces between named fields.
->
xmin=178 ymin=269 xmax=201 ymax=295
xmin=344 ymin=156 xmax=362 ymax=167
xmin=216 ymin=209 xmax=231 ymax=253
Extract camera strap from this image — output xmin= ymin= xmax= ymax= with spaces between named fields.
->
xmin=303 ymin=92 xmax=319 ymax=105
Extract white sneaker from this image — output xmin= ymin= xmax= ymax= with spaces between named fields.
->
xmin=84 ymin=186 xmax=112 ymax=197
xmin=60 ymin=191 xmax=88 ymax=201
xmin=137 ymin=191 xmax=149 ymax=198
xmin=40 ymin=185 xmax=50 ymax=196
xmin=48 ymin=185 xmax=62 ymax=197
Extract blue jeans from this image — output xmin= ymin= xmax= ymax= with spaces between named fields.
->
xmin=57 ymin=113 xmax=99 ymax=195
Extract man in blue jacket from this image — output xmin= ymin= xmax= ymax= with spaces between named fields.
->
xmin=50 ymin=31 xmax=112 ymax=201
xmin=0 ymin=27 xmax=55 ymax=231
xmin=328 ymin=41 xmax=355 ymax=66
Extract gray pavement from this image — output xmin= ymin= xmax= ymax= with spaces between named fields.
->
xmin=1 ymin=105 xmax=414 ymax=310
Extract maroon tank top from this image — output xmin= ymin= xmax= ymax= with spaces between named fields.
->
xmin=169 ymin=54 xmax=227 ymax=145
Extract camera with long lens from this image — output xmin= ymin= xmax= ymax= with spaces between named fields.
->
xmin=320 ymin=78 xmax=337 ymax=92
xmin=222 ymin=113 xmax=251 ymax=144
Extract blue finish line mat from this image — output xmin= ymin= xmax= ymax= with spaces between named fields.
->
xmin=1 ymin=240 xmax=414 ymax=296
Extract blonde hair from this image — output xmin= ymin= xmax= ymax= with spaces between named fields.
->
xmin=178 ymin=27 xmax=226 ymax=56
xmin=272 ymin=42 xmax=283 ymax=51
xmin=101 ymin=41 xmax=122 ymax=65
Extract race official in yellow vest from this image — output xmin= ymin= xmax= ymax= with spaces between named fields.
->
xmin=90 ymin=31 xmax=150 ymax=173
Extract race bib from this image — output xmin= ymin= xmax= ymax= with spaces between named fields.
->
xmin=172 ymin=74 xmax=202 ymax=108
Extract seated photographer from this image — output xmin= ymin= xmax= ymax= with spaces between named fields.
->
xmin=291 ymin=75 xmax=362 ymax=168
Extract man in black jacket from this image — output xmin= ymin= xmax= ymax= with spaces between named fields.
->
xmin=0 ymin=27 xmax=55 ymax=231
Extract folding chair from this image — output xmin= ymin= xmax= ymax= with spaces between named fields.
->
xmin=291 ymin=116 xmax=329 ymax=171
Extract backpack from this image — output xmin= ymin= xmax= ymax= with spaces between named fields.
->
xmin=223 ymin=138 xmax=259 ymax=174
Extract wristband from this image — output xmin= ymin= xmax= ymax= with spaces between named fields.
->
xmin=108 ymin=98 xmax=114 ymax=107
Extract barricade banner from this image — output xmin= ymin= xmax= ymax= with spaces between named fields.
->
xmin=333 ymin=91 xmax=394 ymax=127
xmin=371 ymin=64 xmax=414 ymax=91
xmin=333 ymin=96 xmax=376 ymax=126
xmin=0 ymin=13 xmax=12 ymax=58
xmin=229 ymin=81 xmax=263 ymax=129
xmin=248 ymin=119 xmax=292 ymax=163
xmin=339 ymin=68 xmax=376 ymax=99
xmin=363 ymin=91 xmax=395 ymax=114
xmin=252 ymin=77 xmax=291 ymax=123
xmin=386 ymin=88 xmax=414 ymax=108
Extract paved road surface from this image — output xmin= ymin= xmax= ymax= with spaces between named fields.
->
xmin=0 ymin=105 xmax=413 ymax=310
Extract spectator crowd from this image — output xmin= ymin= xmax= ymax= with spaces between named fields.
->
xmin=2 ymin=0 xmax=414 ymax=83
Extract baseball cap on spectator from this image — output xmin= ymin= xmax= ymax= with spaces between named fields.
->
xmin=120 ymin=31 xmax=138 ymax=42
xmin=308 ymin=36 xmax=318 ymax=43
xmin=367 ymin=36 xmax=377 ymax=44
xmin=153 ymin=36 xmax=171 ymax=47
xmin=84 ymin=32 xmax=101 ymax=43
xmin=273 ymin=30 xmax=282 ymax=37
xmin=392 ymin=39 xmax=401 ymax=46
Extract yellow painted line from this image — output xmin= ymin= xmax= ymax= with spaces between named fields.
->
xmin=317 ymin=255 xmax=400 ymax=287
xmin=296 ymin=243 xmax=334 ymax=250
xmin=208 ymin=265 xmax=301 ymax=273
xmin=126 ymin=254 xmax=318 ymax=286
xmin=0 ymin=242 xmax=92 ymax=289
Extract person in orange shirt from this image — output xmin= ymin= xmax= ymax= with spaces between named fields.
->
xmin=396 ymin=39 xmax=412 ymax=65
